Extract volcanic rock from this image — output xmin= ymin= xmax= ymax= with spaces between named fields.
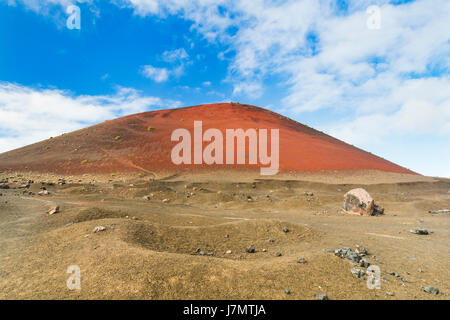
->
xmin=47 ymin=206 xmax=59 ymax=215
xmin=410 ymin=228 xmax=429 ymax=235
xmin=93 ymin=226 xmax=106 ymax=233
xmin=342 ymin=188 xmax=384 ymax=216
xmin=422 ymin=286 xmax=439 ymax=295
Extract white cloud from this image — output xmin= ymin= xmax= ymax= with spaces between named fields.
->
xmin=0 ymin=82 xmax=181 ymax=153
xmin=162 ymin=48 xmax=189 ymax=63
xmin=140 ymin=65 xmax=169 ymax=82
xmin=324 ymin=76 xmax=450 ymax=145
xmin=141 ymin=48 xmax=191 ymax=81
xmin=232 ymin=82 xmax=262 ymax=99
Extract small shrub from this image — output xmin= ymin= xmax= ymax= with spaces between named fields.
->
xmin=114 ymin=136 xmax=121 ymax=140
xmin=81 ymin=160 xmax=88 ymax=164
xmin=147 ymin=126 xmax=153 ymax=132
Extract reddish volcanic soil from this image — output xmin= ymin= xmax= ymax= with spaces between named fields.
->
xmin=0 ymin=103 xmax=415 ymax=175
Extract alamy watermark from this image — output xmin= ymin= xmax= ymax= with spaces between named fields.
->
xmin=66 ymin=5 xmax=81 ymax=30
xmin=366 ymin=5 xmax=381 ymax=30
xmin=66 ymin=265 xmax=81 ymax=290
xmin=366 ymin=265 xmax=381 ymax=289
xmin=171 ymin=121 xmax=279 ymax=175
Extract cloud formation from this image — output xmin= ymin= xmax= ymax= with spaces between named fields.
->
xmin=141 ymin=65 xmax=170 ymax=82
xmin=0 ymin=82 xmax=181 ymax=153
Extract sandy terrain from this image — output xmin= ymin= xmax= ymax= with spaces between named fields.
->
xmin=0 ymin=170 xmax=448 ymax=300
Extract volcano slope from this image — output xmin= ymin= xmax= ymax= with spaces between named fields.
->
xmin=0 ymin=103 xmax=416 ymax=176
xmin=0 ymin=103 xmax=448 ymax=300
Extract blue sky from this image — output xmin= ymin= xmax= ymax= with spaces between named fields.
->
xmin=0 ymin=0 xmax=449 ymax=177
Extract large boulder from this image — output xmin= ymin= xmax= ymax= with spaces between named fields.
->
xmin=342 ymin=188 xmax=384 ymax=216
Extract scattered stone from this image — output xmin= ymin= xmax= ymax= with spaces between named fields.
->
xmin=342 ymin=188 xmax=384 ymax=216
xmin=268 ymin=237 xmax=275 ymax=243
xmin=93 ymin=226 xmax=106 ymax=233
xmin=304 ymin=191 xmax=314 ymax=196
xmin=47 ymin=205 xmax=59 ymax=215
xmin=276 ymin=252 xmax=282 ymax=257
xmin=262 ymin=249 xmax=267 ymax=252
xmin=351 ymin=268 xmax=365 ymax=278
xmin=428 ymin=209 xmax=450 ymax=215
xmin=285 ymin=289 xmax=291 ymax=295
xmin=422 ymin=286 xmax=439 ymax=295
xmin=359 ymin=258 xmax=370 ymax=268
xmin=335 ymin=248 xmax=361 ymax=263
xmin=225 ymin=250 xmax=232 ymax=254
xmin=162 ymin=198 xmax=169 ymax=203
xmin=355 ymin=245 xmax=368 ymax=256
xmin=142 ymin=195 xmax=151 ymax=200
xmin=0 ymin=184 xmax=10 ymax=189
xmin=38 ymin=190 xmax=49 ymax=196
xmin=246 ymin=245 xmax=255 ymax=253
xmin=316 ymin=294 xmax=328 ymax=300
xmin=386 ymin=292 xmax=394 ymax=296
xmin=297 ymin=258 xmax=307 ymax=264
xmin=282 ymin=226 xmax=289 ymax=233
xmin=323 ymin=248 xmax=334 ymax=253
xmin=410 ymin=227 xmax=429 ymax=235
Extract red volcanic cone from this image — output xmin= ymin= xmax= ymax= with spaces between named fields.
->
xmin=0 ymin=103 xmax=416 ymax=176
